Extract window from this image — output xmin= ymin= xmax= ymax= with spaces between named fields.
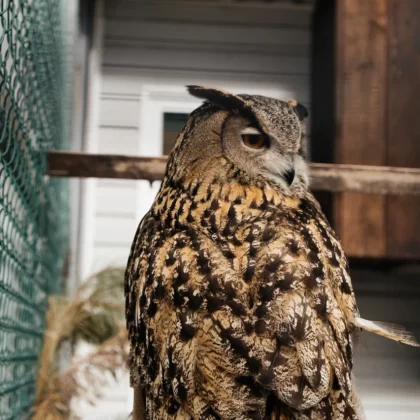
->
xmin=163 ymin=112 xmax=189 ymax=155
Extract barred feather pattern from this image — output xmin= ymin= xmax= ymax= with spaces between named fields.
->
xmin=126 ymin=173 xmax=362 ymax=419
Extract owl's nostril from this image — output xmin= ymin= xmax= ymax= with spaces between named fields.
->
xmin=284 ymin=168 xmax=295 ymax=186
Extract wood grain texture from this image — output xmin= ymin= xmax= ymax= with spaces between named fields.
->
xmin=386 ymin=0 xmax=420 ymax=259
xmin=335 ymin=0 xmax=388 ymax=258
xmin=47 ymin=152 xmax=167 ymax=181
xmin=47 ymin=151 xmax=420 ymax=195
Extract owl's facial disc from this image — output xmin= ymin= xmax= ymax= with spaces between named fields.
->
xmin=222 ymin=114 xmax=307 ymax=190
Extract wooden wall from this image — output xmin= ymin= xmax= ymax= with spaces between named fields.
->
xmin=334 ymin=0 xmax=420 ymax=259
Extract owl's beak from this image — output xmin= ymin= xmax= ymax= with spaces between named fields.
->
xmin=283 ymin=168 xmax=295 ymax=186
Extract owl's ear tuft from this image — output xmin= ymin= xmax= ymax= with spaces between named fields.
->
xmin=288 ymin=99 xmax=309 ymax=121
xmin=187 ymin=85 xmax=246 ymax=111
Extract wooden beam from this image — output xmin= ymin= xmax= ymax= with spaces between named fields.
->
xmin=309 ymin=163 xmax=420 ymax=196
xmin=48 ymin=151 xmax=167 ymax=182
xmin=47 ymin=151 xmax=420 ymax=196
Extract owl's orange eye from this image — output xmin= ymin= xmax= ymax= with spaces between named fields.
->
xmin=241 ymin=133 xmax=266 ymax=149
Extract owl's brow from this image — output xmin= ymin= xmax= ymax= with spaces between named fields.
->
xmin=241 ymin=126 xmax=261 ymax=135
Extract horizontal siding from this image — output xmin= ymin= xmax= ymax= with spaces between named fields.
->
xmin=106 ymin=37 xmax=308 ymax=57
xmin=91 ymin=246 xmax=131 ymax=272
xmin=98 ymin=127 xmax=139 ymax=155
xmin=101 ymin=70 xmax=311 ymax=107
xmin=90 ymin=180 xmax=157 ymax=273
xmin=104 ymin=46 xmax=309 ymax=76
xmin=105 ymin=19 xmax=310 ymax=51
xmin=104 ymin=47 xmax=309 ymax=78
xmin=99 ymin=95 xmax=140 ymax=128
xmin=105 ymin=0 xmax=312 ymax=27
xmin=94 ymin=216 xmax=137 ymax=246
xmin=102 ymin=0 xmax=311 ymax=106
xmin=352 ymin=270 xmax=420 ymax=418
xmin=95 ymin=181 xmax=138 ymax=217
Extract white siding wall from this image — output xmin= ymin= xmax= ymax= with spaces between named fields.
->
xmin=80 ymin=1 xmax=420 ymax=418
xmin=352 ymin=270 xmax=420 ymax=418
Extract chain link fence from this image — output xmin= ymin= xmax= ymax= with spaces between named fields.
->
xmin=0 ymin=1 xmax=73 ymax=418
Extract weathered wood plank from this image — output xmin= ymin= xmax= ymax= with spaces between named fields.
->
xmin=310 ymin=164 xmax=420 ymax=196
xmin=48 ymin=152 xmax=167 ymax=182
xmin=47 ymin=151 xmax=420 ymax=195
xmin=335 ymin=0 xmax=388 ymax=258
xmin=386 ymin=0 xmax=420 ymax=259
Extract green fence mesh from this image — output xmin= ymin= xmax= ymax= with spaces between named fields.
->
xmin=0 ymin=1 xmax=72 ymax=418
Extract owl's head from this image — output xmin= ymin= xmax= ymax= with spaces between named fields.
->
xmin=169 ymin=86 xmax=309 ymax=192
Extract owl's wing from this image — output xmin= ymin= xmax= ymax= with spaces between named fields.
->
xmin=247 ymin=226 xmax=362 ymax=418
xmin=248 ymin=198 xmax=418 ymax=419
xmin=125 ymin=215 xmax=262 ymax=418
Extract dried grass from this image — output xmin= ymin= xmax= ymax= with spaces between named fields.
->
xmin=33 ymin=267 xmax=128 ymax=420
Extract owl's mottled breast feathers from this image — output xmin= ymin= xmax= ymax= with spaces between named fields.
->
xmin=125 ymin=163 xmax=362 ymax=419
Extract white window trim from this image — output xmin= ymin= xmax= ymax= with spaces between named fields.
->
xmin=77 ymin=0 xmax=104 ymax=282
xmin=134 ymin=85 xmax=202 ymax=220
xmin=137 ymin=85 xmax=202 ymax=156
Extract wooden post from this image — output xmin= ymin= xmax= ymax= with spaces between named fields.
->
xmin=335 ymin=0 xmax=420 ymax=259
xmin=335 ymin=0 xmax=389 ymax=258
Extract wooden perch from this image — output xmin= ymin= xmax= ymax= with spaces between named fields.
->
xmin=47 ymin=151 xmax=420 ymax=196
xmin=48 ymin=151 xmax=167 ymax=182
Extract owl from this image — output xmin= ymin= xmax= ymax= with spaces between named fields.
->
xmin=125 ymin=86 xmax=418 ymax=420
